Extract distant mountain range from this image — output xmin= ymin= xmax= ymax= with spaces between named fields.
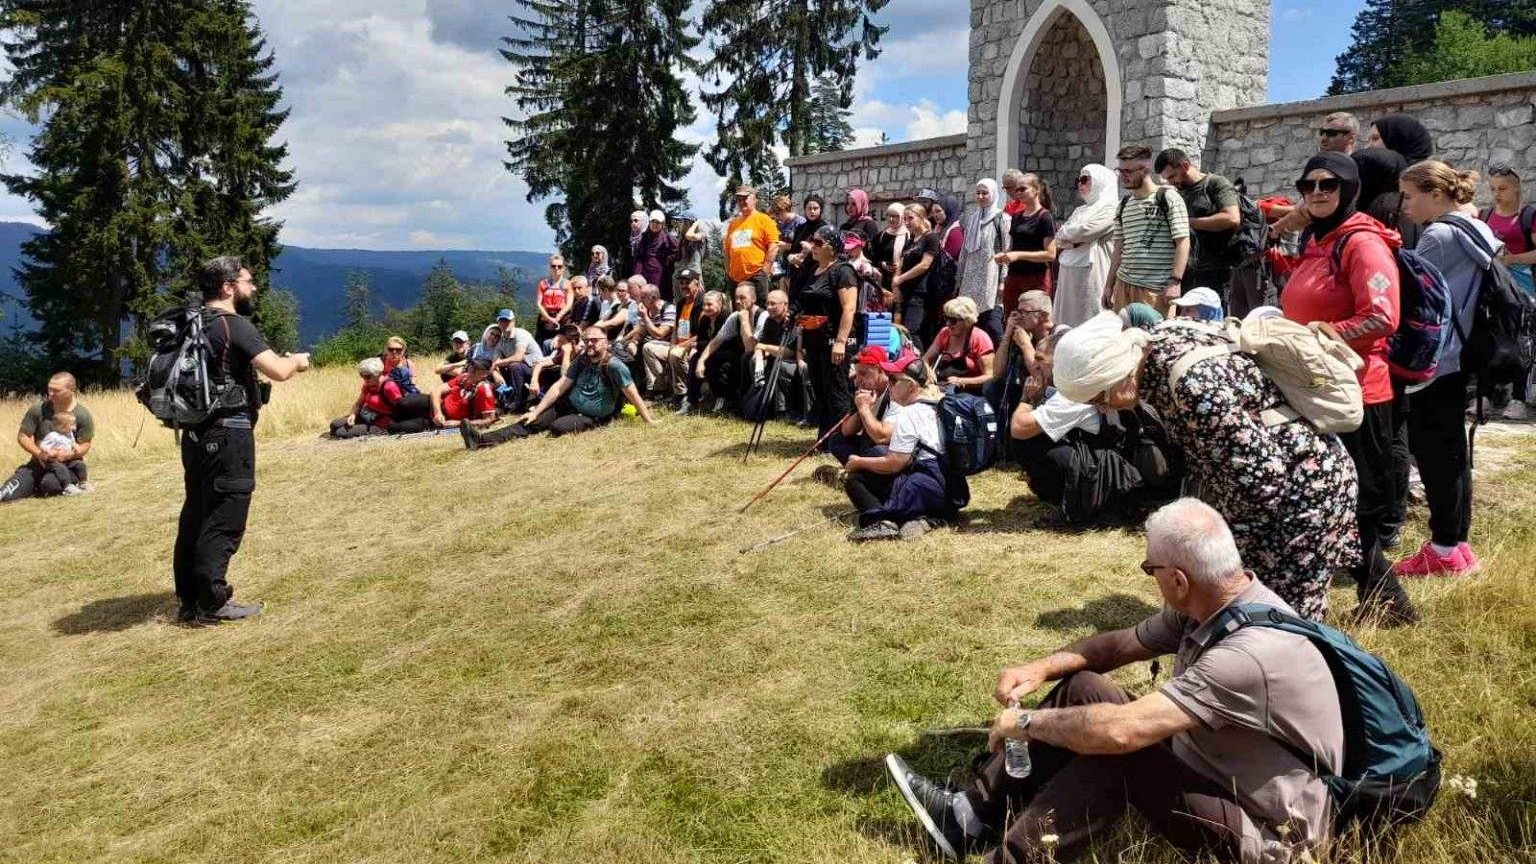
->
xmin=0 ymin=222 xmax=550 ymax=346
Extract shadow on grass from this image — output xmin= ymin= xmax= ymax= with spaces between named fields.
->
xmin=710 ymin=436 xmax=818 ymax=461
xmin=822 ymin=729 xmax=991 ymax=858
xmin=1034 ymin=593 xmax=1160 ymax=633
xmin=52 ymin=592 xmax=176 ymax=635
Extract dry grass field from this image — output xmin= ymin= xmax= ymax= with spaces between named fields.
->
xmin=0 ymin=367 xmax=1531 ymax=863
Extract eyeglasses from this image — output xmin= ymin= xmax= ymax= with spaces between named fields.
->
xmin=1295 ymin=177 xmax=1343 ymax=195
xmin=582 ymin=337 xmax=607 ymax=344
xmin=1139 ymin=560 xmax=1168 ymax=577
xmin=551 ymin=264 xmax=566 ymax=270
xmin=1318 ymin=128 xmax=1351 ymax=138
xmin=1116 ymin=166 xmax=1145 ymax=175
xmin=944 ymin=315 xmax=962 ymax=324
xmin=387 ymin=346 xmax=404 ymax=353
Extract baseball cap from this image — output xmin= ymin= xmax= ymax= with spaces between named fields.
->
xmin=915 ymin=187 xmax=941 ymax=203
xmin=733 ymin=184 xmax=755 ymax=198
xmin=842 ymin=232 xmax=866 ymax=252
xmin=450 ymin=330 xmax=469 ymax=343
xmin=1019 ymin=290 xmax=1053 ymax=314
xmin=855 ymin=344 xmax=890 ymax=366
xmin=812 ymin=225 xmax=843 ymax=247
xmin=1173 ymin=287 xmax=1222 ymax=309
xmin=496 ymin=308 xmax=514 ymax=321
xmin=878 ymin=350 xmax=930 ymax=385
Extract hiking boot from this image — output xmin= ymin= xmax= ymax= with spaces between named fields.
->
xmin=810 ymin=464 xmax=843 ymax=488
xmin=1380 ymin=525 xmax=1402 ymax=552
xmin=1393 ymin=541 xmax=1477 ymax=578
xmin=899 ymin=518 xmax=934 ymax=541
xmin=884 ymin=754 xmax=972 ymax=861
xmin=460 ymin=420 xmax=485 ymax=450
xmin=1346 ymin=595 xmax=1421 ymax=628
xmin=675 ymin=398 xmax=693 ymax=416
xmin=847 ymin=520 xmax=899 ymax=542
xmin=207 ymin=600 xmax=263 ymax=622
xmin=710 ymin=397 xmax=726 ymax=414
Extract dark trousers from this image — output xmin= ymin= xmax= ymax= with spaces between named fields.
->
xmin=844 ymin=470 xmax=897 ymax=522
xmin=976 ymin=306 xmax=1005 ymax=349
xmin=686 ymin=349 xmax=739 ymax=404
xmin=748 ymin=271 xmax=772 ymax=307
xmin=802 ymin=328 xmax=853 ymax=439
xmin=1016 ymin=433 xmax=1074 ymax=508
xmin=499 ymin=361 xmax=533 ymax=412
xmin=826 ymin=430 xmax=886 ymax=466
xmin=898 ymin=295 xmax=929 ymax=351
xmin=965 ymin=672 xmax=1245 ymax=864
xmin=476 ymin=397 xmax=608 ymax=447
xmin=1184 ymin=263 xmax=1234 ymax=302
xmin=1384 ymin=382 xmax=1410 ymax=534
xmin=330 ymin=418 xmax=387 ymax=439
xmin=173 ymin=425 xmax=255 ymax=613
xmin=1 ymin=459 xmax=87 ymax=502
xmin=1339 ymin=401 xmax=1410 ymax=602
xmin=1408 ymin=372 xmax=1472 ymax=546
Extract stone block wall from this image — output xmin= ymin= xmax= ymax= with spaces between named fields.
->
xmin=783 ymin=135 xmax=969 ymax=223
xmin=1021 ymin=11 xmax=1108 ymax=205
xmin=1204 ymin=72 xmax=1536 ymax=204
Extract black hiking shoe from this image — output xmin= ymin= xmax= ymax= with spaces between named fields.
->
xmin=847 ymin=520 xmax=899 ymax=542
xmin=185 ymin=600 xmax=263 ymax=626
xmin=460 ymin=421 xmax=485 ymax=450
xmin=885 ymin=753 xmax=972 ymax=861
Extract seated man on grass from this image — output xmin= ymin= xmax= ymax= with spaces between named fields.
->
xmin=2 ymin=371 xmax=94 ymax=503
xmin=462 ymin=327 xmax=655 ymax=448
xmin=429 ymin=358 xmax=498 ymax=431
xmin=886 ymin=498 xmax=1345 ymax=864
xmin=817 ymin=345 xmax=901 ymax=482
xmin=844 ymin=352 xmax=966 ymax=542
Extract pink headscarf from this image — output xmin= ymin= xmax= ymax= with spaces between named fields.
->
xmin=845 ymin=188 xmax=870 ymax=222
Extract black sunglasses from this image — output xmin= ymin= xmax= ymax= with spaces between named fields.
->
xmin=944 ymin=315 xmax=962 ymax=324
xmin=1296 ymin=177 xmax=1343 ymax=195
xmin=1139 ymin=560 xmax=1166 ymax=576
xmin=1317 ymin=128 xmax=1351 ymax=137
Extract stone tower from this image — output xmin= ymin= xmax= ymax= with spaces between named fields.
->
xmin=964 ymin=0 xmax=1269 ymax=204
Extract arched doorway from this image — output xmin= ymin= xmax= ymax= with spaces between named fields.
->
xmin=995 ymin=0 xmax=1121 ymax=210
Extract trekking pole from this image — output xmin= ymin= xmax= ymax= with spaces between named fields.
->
xmin=131 ymin=412 xmax=148 ymax=449
xmin=743 ymin=325 xmax=801 ymax=462
xmin=738 ymin=508 xmax=857 ymax=554
xmin=738 ymin=411 xmax=853 ymax=514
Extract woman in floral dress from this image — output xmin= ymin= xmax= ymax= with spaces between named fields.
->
xmin=1051 ymin=312 xmax=1358 ymax=619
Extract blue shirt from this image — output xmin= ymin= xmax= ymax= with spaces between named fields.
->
xmin=565 ymin=356 xmax=634 ymax=419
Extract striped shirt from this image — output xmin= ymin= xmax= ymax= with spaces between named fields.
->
xmin=1114 ymin=188 xmax=1190 ymax=289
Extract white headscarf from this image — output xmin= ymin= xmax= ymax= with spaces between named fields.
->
xmin=1052 ymin=311 xmax=1150 ymax=404
xmin=1057 ymin=164 xmax=1118 ymax=268
xmin=964 ymin=178 xmax=1004 ymax=254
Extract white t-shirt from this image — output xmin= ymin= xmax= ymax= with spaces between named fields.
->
xmin=889 ymin=402 xmax=943 ymax=460
xmin=1035 ymin=390 xmax=1101 ymax=442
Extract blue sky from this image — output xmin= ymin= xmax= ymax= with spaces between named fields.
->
xmin=0 ymin=0 xmax=1365 ymax=251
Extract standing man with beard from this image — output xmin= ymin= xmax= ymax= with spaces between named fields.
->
xmin=175 ymin=256 xmax=311 ymax=625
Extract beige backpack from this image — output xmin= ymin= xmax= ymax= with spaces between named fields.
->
xmin=1167 ymin=317 xmax=1364 ymax=434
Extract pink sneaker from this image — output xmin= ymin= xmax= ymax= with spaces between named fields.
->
xmin=1393 ymin=542 xmax=1477 ymax=578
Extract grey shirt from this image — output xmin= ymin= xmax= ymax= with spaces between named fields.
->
xmin=710 ymin=308 xmax=768 ymax=350
xmin=1136 ymin=578 xmax=1343 ymax=863
xmin=1416 ymin=215 xmax=1503 ymax=379
xmin=495 ymin=326 xmax=545 ymax=365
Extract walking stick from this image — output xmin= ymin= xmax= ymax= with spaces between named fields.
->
xmin=738 ymin=411 xmax=853 ymax=514
xmin=131 ymin=412 xmax=148 ymax=449
xmin=738 ymin=509 xmax=857 ymax=554
xmin=744 ymin=325 xmax=802 ymax=462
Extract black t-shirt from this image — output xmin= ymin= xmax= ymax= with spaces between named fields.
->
xmin=789 ymin=220 xmax=825 ymax=292
xmin=869 ymin=231 xmax=901 ymax=289
xmin=841 ymin=217 xmax=879 ymax=248
xmin=1178 ymin=174 xmax=1241 ymax=267
xmin=439 ymin=350 xmax=467 ymax=382
xmin=202 ymin=309 xmax=269 ymax=423
xmin=900 ymin=232 xmax=941 ymax=297
xmin=567 ymin=295 xmax=601 ymax=328
xmin=1007 ymin=210 xmax=1056 ymax=278
xmin=759 ymin=315 xmax=788 ymax=348
xmin=799 ymin=262 xmax=858 ymax=319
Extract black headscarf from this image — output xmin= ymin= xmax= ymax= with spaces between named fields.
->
xmin=792 ymin=194 xmax=826 ymax=245
xmin=1299 ymin=152 xmax=1361 ymax=242
xmin=1372 ymin=114 xmax=1433 ymax=162
xmin=1352 ymin=148 xmax=1408 ymax=213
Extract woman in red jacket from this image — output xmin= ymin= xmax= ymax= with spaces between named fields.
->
xmin=1281 ymin=151 xmax=1419 ymax=625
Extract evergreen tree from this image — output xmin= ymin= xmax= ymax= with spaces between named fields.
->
xmin=0 ymin=0 xmax=295 ymax=380
xmin=343 ymin=270 xmax=376 ymax=330
xmin=1396 ymin=10 xmax=1536 ymax=85
xmin=699 ymin=0 xmax=888 ymax=205
xmin=805 ymin=73 xmax=855 ymax=156
xmin=253 ymin=286 xmax=300 ymax=354
xmin=1329 ymin=0 xmax=1536 ymax=94
xmin=503 ymin=0 xmax=699 ymax=262
xmin=413 ymin=260 xmax=461 ymax=349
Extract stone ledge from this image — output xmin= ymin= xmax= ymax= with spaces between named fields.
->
xmin=1210 ymin=72 xmax=1536 ymax=125
xmin=782 ymin=134 xmax=968 ymax=167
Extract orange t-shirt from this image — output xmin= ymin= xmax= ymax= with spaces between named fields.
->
xmin=724 ymin=210 xmax=780 ymax=282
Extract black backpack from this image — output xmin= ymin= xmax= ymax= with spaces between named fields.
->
xmin=135 ymin=300 xmax=248 ymax=429
xmin=1478 ymin=204 xmax=1535 ymax=252
xmin=1438 ymin=215 xmax=1536 ymax=380
xmin=1231 ymin=192 xmax=1269 ymax=263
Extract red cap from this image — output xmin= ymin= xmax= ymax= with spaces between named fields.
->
xmin=855 ymin=345 xmax=889 ymax=366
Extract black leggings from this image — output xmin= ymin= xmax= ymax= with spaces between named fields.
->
xmin=1340 ymin=401 xmax=1411 ymax=604
xmin=801 ymin=328 xmax=853 ymax=439
xmin=1407 ymin=372 xmax=1472 ymax=546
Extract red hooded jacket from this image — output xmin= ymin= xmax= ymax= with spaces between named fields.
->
xmin=1281 ymin=212 xmax=1401 ymax=405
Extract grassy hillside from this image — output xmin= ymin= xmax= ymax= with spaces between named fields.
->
xmin=0 ymin=369 xmax=1531 ymax=863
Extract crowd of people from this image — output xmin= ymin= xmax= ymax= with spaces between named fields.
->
xmin=3 ymin=103 xmax=1516 ymax=863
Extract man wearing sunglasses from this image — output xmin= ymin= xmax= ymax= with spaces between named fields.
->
xmin=886 ymin=498 xmax=1347 ymax=864
xmin=463 ymin=327 xmax=655 ymax=449
xmin=1316 ymin=112 xmax=1358 ymax=155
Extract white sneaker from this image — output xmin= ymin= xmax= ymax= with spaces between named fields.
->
xmin=62 ymin=484 xmax=85 ymax=496
xmin=1501 ymin=401 xmax=1530 ymax=421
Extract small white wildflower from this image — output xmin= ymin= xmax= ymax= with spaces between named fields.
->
xmin=1447 ymin=774 xmax=1478 ymax=799
xmin=1040 ymin=833 xmax=1060 ymax=846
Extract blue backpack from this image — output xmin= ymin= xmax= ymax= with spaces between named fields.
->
xmin=388 ymin=364 xmax=420 ymax=396
xmin=1201 ymin=604 xmax=1442 ymax=832
xmin=1331 ymin=229 xmax=1451 ymax=385
xmin=927 ymin=391 xmax=999 ymax=477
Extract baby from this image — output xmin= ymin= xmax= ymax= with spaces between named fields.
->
xmin=37 ymin=411 xmax=86 ymax=495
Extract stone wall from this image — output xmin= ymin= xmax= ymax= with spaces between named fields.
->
xmin=783 ymin=134 xmax=968 ymax=223
xmin=1204 ymin=72 xmax=1536 ymax=204
xmin=1021 ymin=11 xmax=1107 ymax=206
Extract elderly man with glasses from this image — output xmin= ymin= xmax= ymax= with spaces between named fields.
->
xmin=462 ymin=327 xmax=656 ymax=448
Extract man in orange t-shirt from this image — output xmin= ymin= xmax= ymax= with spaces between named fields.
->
xmin=724 ymin=185 xmax=779 ymax=304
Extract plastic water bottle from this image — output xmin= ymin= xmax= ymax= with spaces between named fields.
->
xmin=1004 ymin=699 xmax=1032 ymax=779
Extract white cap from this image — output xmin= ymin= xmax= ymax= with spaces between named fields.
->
xmin=1172 ymin=286 xmax=1222 ymax=310
xmin=648 ymin=209 xmax=666 ymax=223
xmin=450 ymin=330 xmax=470 ymax=343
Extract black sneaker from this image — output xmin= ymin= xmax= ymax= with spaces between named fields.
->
xmin=885 ymin=753 xmax=970 ymax=861
xmin=460 ymin=421 xmax=485 ymax=450
xmin=203 ymin=600 xmax=263 ymax=623
xmin=848 ymin=520 xmax=899 ymax=542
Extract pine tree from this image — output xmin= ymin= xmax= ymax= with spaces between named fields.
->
xmin=1329 ymin=0 xmax=1536 ymax=94
xmin=253 ymin=286 xmax=300 ymax=354
xmin=413 ymin=260 xmax=461 ymax=349
xmin=503 ymin=0 xmax=699 ymax=263
xmin=700 ymin=0 xmax=888 ymax=206
xmin=1396 ymin=11 xmax=1536 ymax=86
xmin=805 ymin=73 xmax=855 ymax=156
xmin=343 ymin=270 xmax=376 ymax=330
xmin=0 ymin=0 xmax=295 ymax=380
